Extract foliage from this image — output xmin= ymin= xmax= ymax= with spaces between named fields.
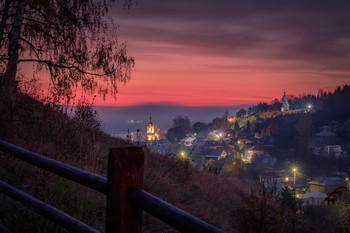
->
xmin=236 ymin=108 xmax=246 ymax=117
xmin=73 ymin=98 xmax=101 ymax=130
xmin=277 ymin=186 xmax=300 ymax=211
xmin=166 ymin=115 xmax=191 ymax=142
xmin=233 ymin=185 xmax=314 ymax=233
xmin=325 ymin=186 xmax=348 ymax=205
xmin=0 ymin=0 xmax=134 ymax=102
xmin=233 ymin=121 xmax=240 ymax=132
xmin=172 ymin=115 xmax=191 ymax=134
xmin=192 ymin=121 xmax=209 ymax=137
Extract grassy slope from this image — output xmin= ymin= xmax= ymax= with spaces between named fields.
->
xmin=0 ymin=95 xmax=248 ymax=233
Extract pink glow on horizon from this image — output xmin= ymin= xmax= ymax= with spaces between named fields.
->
xmin=18 ymin=2 xmax=350 ymax=107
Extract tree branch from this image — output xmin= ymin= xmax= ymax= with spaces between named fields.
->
xmin=18 ymin=37 xmax=41 ymax=58
xmin=18 ymin=58 xmax=113 ymax=77
xmin=0 ymin=0 xmax=10 ymax=45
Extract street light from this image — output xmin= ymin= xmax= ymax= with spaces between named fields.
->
xmin=293 ymin=168 xmax=297 ymax=186
xmin=179 ymin=151 xmax=186 ymax=160
xmin=308 ymin=105 xmax=312 ymax=112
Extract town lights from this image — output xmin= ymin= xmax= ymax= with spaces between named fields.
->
xmin=179 ymin=151 xmax=186 ymax=160
xmin=293 ymin=168 xmax=297 ymax=185
xmin=308 ymin=105 xmax=312 ymax=112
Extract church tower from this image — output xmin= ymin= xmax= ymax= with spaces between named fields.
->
xmin=146 ymin=116 xmax=156 ymax=141
xmin=281 ymin=91 xmax=290 ymax=112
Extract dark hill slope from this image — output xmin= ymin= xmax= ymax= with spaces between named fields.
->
xmin=0 ymin=94 xmax=249 ymax=232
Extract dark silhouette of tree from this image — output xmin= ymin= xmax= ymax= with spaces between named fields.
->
xmin=212 ymin=117 xmax=222 ymax=130
xmin=236 ymin=108 xmax=246 ymax=117
xmin=268 ymin=99 xmax=281 ymax=111
xmin=166 ymin=115 xmax=191 ymax=143
xmin=295 ymin=115 xmax=314 ymax=152
xmin=249 ymin=102 xmax=269 ymax=113
xmin=278 ymin=186 xmax=300 ymax=211
xmin=73 ymin=97 xmax=100 ymax=129
xmin=0 ymin=0 xmax=134 ymax=102
xmin=166 ymin=127 xmax=185 ymax=143
xmin=233 ymin=121 xmax=240 ymax=132
xmin=246 ymin=120 xmax=251 ymax=132
xmin=192 ymin=121 xmax=208 ymax=137
xmin=172 ymin=115 xmax=191 ymax=135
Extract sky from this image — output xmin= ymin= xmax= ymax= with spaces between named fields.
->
xmin=91 ymin=0 xmax=350 ymax=106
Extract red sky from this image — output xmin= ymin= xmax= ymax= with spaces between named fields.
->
xmin=23 ymin=1 xmax=350 ymax=107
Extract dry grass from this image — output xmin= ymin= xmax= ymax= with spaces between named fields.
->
xmin=0 ymin=94 xmax=252 ymax=232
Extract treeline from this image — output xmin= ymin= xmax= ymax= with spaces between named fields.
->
xmin=166 ymin=112 xmax=231 ymax=143
xmin=236 ymin=85 xmax=350 ymax=121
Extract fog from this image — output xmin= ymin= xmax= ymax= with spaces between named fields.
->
xmin=94 ymin=104 xmax=248 ymax=135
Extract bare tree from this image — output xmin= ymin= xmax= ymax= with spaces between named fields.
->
xmin=0 ymin=0 xmax=134 ymax=102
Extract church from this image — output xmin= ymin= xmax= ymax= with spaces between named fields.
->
xmin=280 ymin=91 xmax=290 ymax=112
xmin=146 ymin=116 xmax=161 ymax=141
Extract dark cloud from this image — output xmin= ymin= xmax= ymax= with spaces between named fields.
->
xmin=112 ymin=0 xmax=350 ymax=72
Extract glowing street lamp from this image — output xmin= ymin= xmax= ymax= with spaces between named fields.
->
xmin=346 ymin=177 xmax=349 ymax=189
xmin=179 ymin=151 xmax=186 ymax=160
xmin=293 ymin=168 xmax=297 ymax=185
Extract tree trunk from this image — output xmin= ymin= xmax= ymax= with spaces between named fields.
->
xmin=1 ymin=0 xmax=25 ymax=121
xmin=3 ymin=0 xmax=26 ymax=90
xmin=0 ymin=0 xmax=11 ymax=46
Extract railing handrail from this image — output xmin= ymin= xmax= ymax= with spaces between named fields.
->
xmin=0 ymin=180 xmax=100 ymax=233
xmin=0 ymin=140 xmax=226 ymax=233
xmin=127 ymin=188 xmax=225 ymax=233
xmin=0 ymin=140 xmax=107 ymax=194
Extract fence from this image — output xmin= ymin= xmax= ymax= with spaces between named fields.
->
xmin=0 ymin=140 xmax=225 ymax=233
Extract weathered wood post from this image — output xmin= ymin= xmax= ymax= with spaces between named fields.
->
xmin=106 ymin=147 xmax=144 ymax=233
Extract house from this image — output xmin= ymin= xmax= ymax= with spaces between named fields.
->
xmin=179 ymin=136 xmax=195 ymax=147
xmin=298 ymin=191 xmax=327 ymax=206
xmin=204 ymin=140 xmax=222 ymax=150
xmin=205 ymin=148 xmax=227 ymax=161
xmin=314 ymin=125 xmax=337 ymax=146
xmin=322 ymin=145 xmax=344 ymax=158
xmin=261 ymin=157 xmax=277 ymax=168
xmin=149 ymin=139 xmax=171 ymax=155
xmin=245 ymin=144 xmax=265 ymax=161
xmin=308 ymin=177 xmax=345 ymax=194
xmin=206 ymin=130 xmax=224 ymax=141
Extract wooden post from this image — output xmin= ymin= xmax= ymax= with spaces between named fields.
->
xmin=106 ymin=147 xmax=144 ymax=233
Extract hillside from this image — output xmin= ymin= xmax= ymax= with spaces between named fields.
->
xmin=0 ymin=94 xmax=251 ymax=232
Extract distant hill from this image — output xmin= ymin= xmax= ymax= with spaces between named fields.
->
xmin=94 ymin=104 xmax=248 ymax=134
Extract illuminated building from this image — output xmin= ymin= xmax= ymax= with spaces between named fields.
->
xmin=146 ymin=116 xmax=156 ymax=141
xmin=281 ymin=91 xmax=290 ymax=112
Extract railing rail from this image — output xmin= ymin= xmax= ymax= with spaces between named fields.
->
xmin=0 ymin=180 xmax=99 ymax=233
xmin=0 ymin=140 xmax=225 ymax=233
xmin=0 ymin=140 xmax=107 ymax=194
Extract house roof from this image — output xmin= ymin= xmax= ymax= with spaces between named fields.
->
xmin=205 ymin=149 xmax=225 ymax=158
xmin=316 ymin=131 xmax=336 ymax=137
xmin=194 ymin=137 xmax=205 ymax=142
xmin=180 ymin=136 xmax=195 ymax=142
xmin=262 ymin=157 xmax=277 ymax=164
xmin=248 ymin=144 xmax=264 ymax=152
xmin=308 ymin=177 xmax=343 ymax=186
xmin=204 ymin=140 xmax=221 ymax=147
xmin=299 ymin=191 xmax=327 ymax=199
